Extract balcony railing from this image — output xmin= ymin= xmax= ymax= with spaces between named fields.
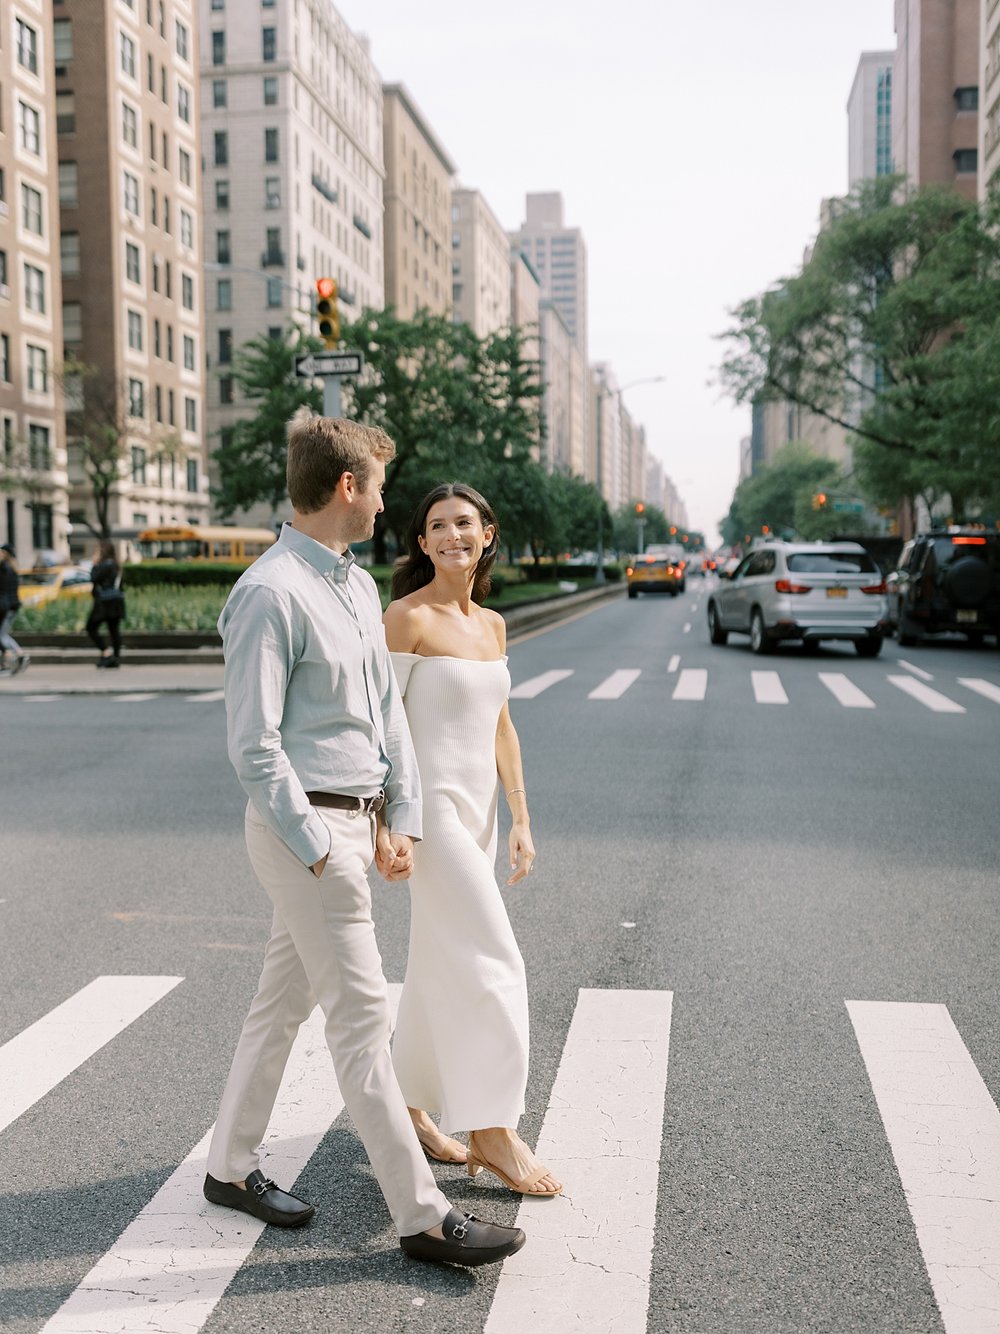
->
xmin=353 ymin=214 xmax=371 ymax=239
xmin=311 ymin=174 xmax=337 ymax=204
xmin=260 ymin=249 xmax=285 ymax=267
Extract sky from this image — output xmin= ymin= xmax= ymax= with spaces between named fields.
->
xmin=335 ymin=0 xmax=898 ymax=545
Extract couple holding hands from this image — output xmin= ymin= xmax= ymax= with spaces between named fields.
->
xmin=202 ymin=409 xmax=560 ymax=1268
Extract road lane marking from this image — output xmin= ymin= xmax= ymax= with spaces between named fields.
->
xmin=509 ymin=669 xmax=574 ymax=699
xmin=683 ymin=622 xmax=692 ymax=633
xmin=185 ymin=690 xmax=226 ymax=703
xmin=957 ymin=677 xmax=1000 ymax=705
xmin=751 ymin=670 xmax=788 ymax=704
xmin=112 ymin=693 xmax=157 ymax=703
xmin=42 ymin=988 xmax=404 ymax=1333
xmin=588 ymin=669 xmax=641 ymax=700
xmin=888 ymin=676 xmax=965 ymax=713
xmin=818 ymin=673 xmax=876 ymax=709
xmin=0 ymin=977 xmax=183 ymax=1135
xmin=667 ymin=654 xmax=680 ymax=673
xmin=486 ymin=989 xmax=673 ymax=1334
xmin=22 ymin=694 xmax=60 ymax=702
xmin=672 ymin=669 xmax=707 ymax=701
xmin=896 ymin=659 xmax=934 ymax=681
xmin=846 ymin=1001 xmax=1000 ymax=1334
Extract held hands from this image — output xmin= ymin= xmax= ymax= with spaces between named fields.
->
xmin=507 ymin=821 xmax=536 ymax=885
xmin=375 ymin=827 xmax=414 ymax=882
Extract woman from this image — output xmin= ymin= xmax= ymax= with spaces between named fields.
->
xmin=383 ymin=482 xmax=562 ymax=1198
xmin=0 ymin=543 xmax=29 ymax=675
xmin=87 ymin=540 xmax=125 ymax=668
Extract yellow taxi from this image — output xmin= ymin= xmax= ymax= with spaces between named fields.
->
xmin=626 ymin=553 xmax=684 ymax=599
xmin=17 ymin=565 xmax=94 ymax=607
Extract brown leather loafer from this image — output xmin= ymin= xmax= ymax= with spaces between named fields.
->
xmin=400 ymin=1208 xmax=526 ymax=1267
xmin=203 ymin=1170 xmax=315 ymax=1227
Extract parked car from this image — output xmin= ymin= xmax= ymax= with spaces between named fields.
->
xmin=17 ymin=565 xmax=94 ymax=608
xmin=886 ymin=530 xmax=1000 ymax=646
xmin=626 ymin=553 xmax=684 ymax=599
xmin=706 ymin=541 xmax=889 ymax=656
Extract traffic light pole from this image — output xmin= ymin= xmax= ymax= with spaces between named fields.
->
xmin=322 ymin=375 xmax=342 ymax=419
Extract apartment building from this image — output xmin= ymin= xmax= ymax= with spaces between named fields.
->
xmin=980 ymin=0 xmax=1000 ymax=191
xmin=893 ymin=0 xmax=980 ymax=198
xmin=200 ymin=0 xmax=384 ymax=520
xmin=55 ymin=0 xmax=208 ymax=553
xmin=450 ymin=186 xmax=510 ymax=337
xmin=538 ymin=299 xmax=584 ymax=478
xmin=848 ymin=51 xmax=895 ymax=187
xmin=0 ymin=2 xmax=66 ymax=560
xmin=382 ymin=83 xmax=454 ymax=318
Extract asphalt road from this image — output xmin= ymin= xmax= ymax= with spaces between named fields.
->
xmin=1 ymin=582 xmax=998 ymax=1333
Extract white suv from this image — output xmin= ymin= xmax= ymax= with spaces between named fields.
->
xmin=706 ymin=541 xmax=889 ymax=656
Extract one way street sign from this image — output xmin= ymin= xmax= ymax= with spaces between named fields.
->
xmin=295 ymin=351 xmax=364 ymax=378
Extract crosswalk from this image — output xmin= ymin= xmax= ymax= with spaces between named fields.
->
xmin=4 ymin=977 xmax=999 ymax=1333
xmin=507 ymin=665 xmax=1000 ymax=715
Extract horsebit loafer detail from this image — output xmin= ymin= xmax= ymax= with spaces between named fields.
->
xmin=203 ymin=1170 xmax=315 ymax=1227
xmin=399 ymin=1207 xmax=526 ymax=1267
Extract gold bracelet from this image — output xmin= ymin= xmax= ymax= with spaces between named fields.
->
xmin=506 ymin=788 xmax=526 ymax=799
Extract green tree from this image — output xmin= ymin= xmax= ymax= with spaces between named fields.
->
xmin=719 ymin=177 xmax=1000 ymax=518
xmin=611 ymin=502 xmax=671 ymax=553
xmin=720 ymin=443 xmax=843 ymax=546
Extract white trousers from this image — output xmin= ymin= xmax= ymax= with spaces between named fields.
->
xmin=206 ymin=802 xmax=450 ymax=1237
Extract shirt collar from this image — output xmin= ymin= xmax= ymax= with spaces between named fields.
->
xmin=278 ymin=522 xmax=355 ymax=584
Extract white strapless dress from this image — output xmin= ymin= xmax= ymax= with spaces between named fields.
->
xmin=389 ymin=652 xmax=528 ymax=1133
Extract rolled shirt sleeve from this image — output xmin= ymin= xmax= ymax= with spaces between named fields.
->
xmin=379 ymin=638 xmax=422 ymax=842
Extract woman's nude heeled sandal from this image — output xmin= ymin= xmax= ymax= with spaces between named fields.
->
xmin=466 ymin=1136 xmax=562 ymax=1197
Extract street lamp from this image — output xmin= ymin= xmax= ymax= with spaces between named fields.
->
xmin=594 ymin=374 xmax=666 ymax=584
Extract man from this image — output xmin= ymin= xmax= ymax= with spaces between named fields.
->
xmin=204 ymin=410 xmax=525 ymax=1268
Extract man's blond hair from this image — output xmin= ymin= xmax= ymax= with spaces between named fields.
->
xmin=285 ymin=408 xmax=396 ymax=513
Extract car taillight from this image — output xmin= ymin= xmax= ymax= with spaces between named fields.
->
xmin=626 ymin=566 xmax=634 ymax=576
xmin=952 ymin=536 xmax=987 ymax=545
xmin=775 ymin=579 xmax=810 ymax=594
xmin=860 ymin=581 xmax=886 ymax=594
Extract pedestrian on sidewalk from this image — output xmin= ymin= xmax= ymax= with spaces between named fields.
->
xmin=86 ymin=540 xmax=125 ymax=668
xmin=203 ymin=408 xmax=526 ymax=1269
xmin=0 ymin=543 xmax=29 ymax=675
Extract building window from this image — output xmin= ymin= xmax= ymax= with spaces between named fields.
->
xmin=180 ymin=209 xmax=193 ymax=247
xmin=54 ymin=19 xmax=74 ymax=64
xmin=24 ymin=264 xmax=46 ymax=313
xmin=31 ymin=504 xmax=54 ymax=550
xmin=177 ymin=84 xmax=191 ymax=124
xmin=56 ymin=92 xmax=76 ymax=136
xmin=61 ymin=232 xmax=81 ymax=276
xmin=218 ymin=328 xmax=232 ymax=363
xmin=154 ymin=385 xmax=163 ymax=423
xmin=214 ymin=131 xmax=228 ymax=167
xmin=18 ymin=102 xmax=42 ymax=155
xmin=183 ymin=334 xmax=195 ymax=370
xmin=215 ymin=180 xmax=230 ymax=211
xmin=127 ymin=309 xmax=143 ymax=350
xmin=0 ymin=251 xmax=8 ymax=291
xmin=265 ymin=226 xmax=282 ymax=263
xmin=166 ymin=325 xmax=174 ymax=361
xmin=265 ymin=176 xmax=281 ymax=208
xmin=187 ymin=458 xmax=199 ymax=492
xmin=153 ymin=318 xmax=161 ymax=357
xmin=22 ymin=185 xmax=43 ymax=236
xmin=954 ymin=148 xmax=978 ymax=173
xmin=262 ymin=27 xmax=276 ymax=61
xmin=184 ymin=397 xmax=197 ymax=432
xmin=131 ymin=444 xmax=147 ymax=482
xmin=264 ymin=127 xmax=279 ymax=162
xmin=212 ymin=31 xmax=225 ymax=65
xmin=266 ymin=277 xmax=282 ymax=307
xmin=955 ymin=86 xmax=979 ymax=112
xmin=121 ymin=100 xmax=137 ymax=147
xmin=219 ymin=376 xmax=234 ymax=404
xmin=182 ymin=273 xmax=194 ymax=310
xmin=212 ymin=79 xmax=227 ymax=109
xmin=216 ymin=278 xmax=232 ymax=309
xmin=167 ymin=389 xmax=175 ymax=425
xmin=26 ymin=345 xmax=48 ymax=392
xmin=179 ymin=148 xmax=192 ymax=186
xmin=28 ymin=424 xmax=51 ymax=470
xmin=263 ymin=76 xmax=278 ymax=106
xmin=16 ymin=19 xmax=39 ymax=75
xmin=128 ymin=378 xmax=145 ymax=418
xmin=62 ymin=301 xmax=82 ymax=344
xmin=123 ymin=171 xmax=140 ymax=216
xmin=175 ymin=19 xmax=189 ymax=60
xmin=59 ymin=162 xmax=79 ymax=207
xmin=1 ymin=336 xmax=9 ymax=383
xmin=125 ymin=241 xmax=141 ymax=284
xmin=120 ymin=31 xmax=136 ymax=78
xmin=216 ymin=230 xmax=231 ymax=264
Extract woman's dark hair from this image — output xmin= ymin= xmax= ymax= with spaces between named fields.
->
xmin=391 ymin=482 xmax=500 ymax=604
xmin=96 ymin=540 xmax=118 ymax=566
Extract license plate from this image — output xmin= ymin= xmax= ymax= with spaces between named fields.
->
xmin=956 ymin=609 xmax=978 ymax=623
xmin=826 ymin=587 xmax=848 ymax=598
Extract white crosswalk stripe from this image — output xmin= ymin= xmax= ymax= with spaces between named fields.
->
xmin=818 ymin=672 xmax=876 ymax=708
xmin=672 ymin=668 xmax=707 ymax=701
xmin=887 ymin=675 xmax=966 ymax=713
xmin=509 ymin=669 xmax=574 ymax=699
xmin=588 ymin=669 xmax=641 ymax=699
xmin=847 ymin=1001 xmax=1000 ymax=1334
xmin=0 ymin=976 xmax=183 ymax=1135
xmin=751 ymin=670 xmax=788 ymax=704
xmin=957 ymin=677 xmax=1000 ymax=705
xmin=185 ymin=690 xmax=226 ymax=703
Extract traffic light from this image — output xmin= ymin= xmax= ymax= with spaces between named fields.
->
xmin=812 ymin=492 xmax=828 ymax=510
xmin=315 ymin=277 xmax=339 ymax=349
xmin=669 ymin=526 xmax=677 ymax=536
xmin=635 ymin=502 xmax=645 ymax=515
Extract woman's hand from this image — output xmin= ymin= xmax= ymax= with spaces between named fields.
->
xmin=507 ymin=821 xmax=535 ymax=885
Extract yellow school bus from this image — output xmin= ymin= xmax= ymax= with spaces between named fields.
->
xmin=136 ymin=524 xmax=277 ymax=564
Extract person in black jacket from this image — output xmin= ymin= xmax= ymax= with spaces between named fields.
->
xmin=87 ymin=541 xmax=125 ymax=668
xmin=0 ymin=543 xmax=29 ymax=675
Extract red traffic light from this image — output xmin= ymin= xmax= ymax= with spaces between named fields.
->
xmin=316 ymin=277 xmax=336 ymax=299
xmin=635 ymin=502 xmax=645 ymax=514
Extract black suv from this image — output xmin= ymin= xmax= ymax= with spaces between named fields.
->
xmin=886 ymin=530 xmax=1000 ymax=646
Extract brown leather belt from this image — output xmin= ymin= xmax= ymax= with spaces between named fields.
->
xmin=306 ymin=789 xmax=385 ymax=816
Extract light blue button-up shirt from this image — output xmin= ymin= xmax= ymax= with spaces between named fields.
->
xmin=219 ymin=523 xmax=422 ymax=867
